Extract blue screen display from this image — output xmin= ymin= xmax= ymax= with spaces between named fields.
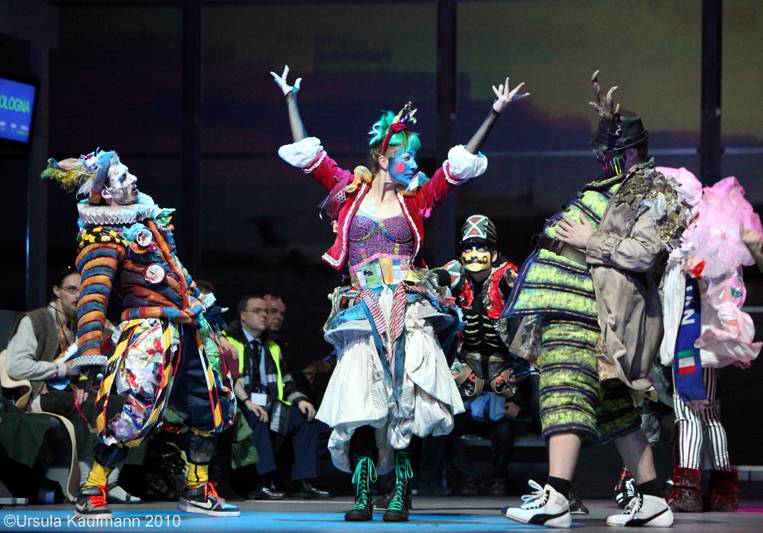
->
xmin=0 ymin=77 xmax=36 ymax=144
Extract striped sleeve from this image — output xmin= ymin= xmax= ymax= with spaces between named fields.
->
xmin=74 ymin=228 xmax=126 ymax=366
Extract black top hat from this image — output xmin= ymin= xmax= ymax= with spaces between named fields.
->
xmin=591 ymin=110 xmax=649 ymax=153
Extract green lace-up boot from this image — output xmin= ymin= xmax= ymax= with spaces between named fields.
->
xmin=383 ymin=450 xmax=414 ymax=522
xmin=345 ymin=455 xmax=377 ymax=521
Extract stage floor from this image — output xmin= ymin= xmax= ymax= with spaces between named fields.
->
xmin=2 ymin=497 xmax=763 ymax=532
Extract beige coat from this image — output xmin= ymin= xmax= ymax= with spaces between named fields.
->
xmin=585 ymin=161 xmax=688 ymax=392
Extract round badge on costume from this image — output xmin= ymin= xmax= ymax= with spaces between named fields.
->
xmin=144 ymin=263 xmax=166 ymax=285
xmin=136 ymin=229 xmax=153 ymax=247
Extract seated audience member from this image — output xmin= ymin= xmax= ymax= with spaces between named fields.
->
xmin=264 ymin=294 xmax=287 ymax=336
xmin=226 ymin=294 xmax=330 ymax=500
xmin=5 ymin=267 xmax=139 ymax=503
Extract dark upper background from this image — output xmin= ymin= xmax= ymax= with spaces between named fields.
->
xmin=1 ymin=0 xmax=762 ymax=461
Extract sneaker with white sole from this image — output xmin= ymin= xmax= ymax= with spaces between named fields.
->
xmin=503 ymin=480 xmax=572 ymax=528
xmin=178 ymin=482 xmax=240 ymax=517
xmin=606 ymin=493 xmax=673 ymax=527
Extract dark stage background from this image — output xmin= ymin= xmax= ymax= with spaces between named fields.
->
xmin=1 ymin=0 xmax=763 ymax=463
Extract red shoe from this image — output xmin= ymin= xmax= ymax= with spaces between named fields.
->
xmin=666 ymin=466 xmax=702 ymax=513
xmin=707 ymin=469 xmax=739 ymax=512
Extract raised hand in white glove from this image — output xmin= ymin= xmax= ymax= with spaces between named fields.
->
xmin=270 ymin=65 xmax=302 ymax=97
xmin=492 ymin=77 xmax=529 ymax=113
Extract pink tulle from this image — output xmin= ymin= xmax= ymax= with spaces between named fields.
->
xmin=659 ymin=168 xmax=762 ymax=365
xmin=688 ymin=176 xmax=761 ymax=280
xmin=659 ymin=167 xmax=762 ymax=279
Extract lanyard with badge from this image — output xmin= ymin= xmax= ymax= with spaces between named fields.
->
xmin=248 ymin=340 xmax=269 ymax=407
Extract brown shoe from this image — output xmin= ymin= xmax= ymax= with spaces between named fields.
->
xmin=666 ymin=466 xmax=702 ymax=513
xmin=707 ymin=469 xmax=739 ymax=512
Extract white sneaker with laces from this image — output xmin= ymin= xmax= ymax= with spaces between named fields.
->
xmin=503 ymin=480 xmax=572 ymax=528
xmin=606 ymin=493 xmax=673 ymax=527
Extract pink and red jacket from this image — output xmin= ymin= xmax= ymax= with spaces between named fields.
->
xmin=279 ymin=137 xmax=487 ymax=271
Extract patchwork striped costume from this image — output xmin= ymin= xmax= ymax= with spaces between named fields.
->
xmin=505 ymin=173 xmax=641 ymax=441
xmin=74 ymin=195 xmax=235 ymax=453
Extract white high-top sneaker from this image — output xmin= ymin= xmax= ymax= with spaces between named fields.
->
xmin=606 ymin=493 xmax=674 ymax=527
xmin=503 ymin=480 xmax=572 ymax=528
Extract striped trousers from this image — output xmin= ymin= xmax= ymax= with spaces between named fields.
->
xmin=673 ymin=367 xmax=731 ymax=471
xmin=539 ymin=319 xmax=641 ymax=442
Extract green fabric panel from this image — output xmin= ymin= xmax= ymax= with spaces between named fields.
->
xmin=230 ymin=410 xmax=259 ymax=469
xmin=543 ymin=184 xmax=621 ymax=239
xmin=198 ymin=316 xmax=221 ymax=376
xmin=539 ymin=321 xmax=600 ymax=440
xmin=538 ymin=321 xmax=640 ymax=443
xmin=513 ymin=177 xmax=622 ymax=317
xmin=0 ymin=397 xmax=51 ymax=468
xmin=512 ymin=249 xmax=598 ymax=319
xmin=596 ymin=379 xmax=641 ymax=443
xmin=162 ymin=407 xmax=185 ymax=426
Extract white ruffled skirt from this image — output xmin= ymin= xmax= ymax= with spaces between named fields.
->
xmin=316 ymin=290 xmax=464 ymax=474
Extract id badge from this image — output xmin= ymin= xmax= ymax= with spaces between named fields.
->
xmin=250 ymin=392 xmax=268 ymax=406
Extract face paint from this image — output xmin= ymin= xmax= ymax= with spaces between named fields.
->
xmin=461 ymin=244 xmax=492 ymax=273
xmin=593 ymin=149 xmax=624 ymax=178
xmin=388 ymin=149 xmax=418 ymax=187
xmin=104 ymin=163 xmax=139 ymax=205
xmin=608 ymin=154 xmax=624 ymax=176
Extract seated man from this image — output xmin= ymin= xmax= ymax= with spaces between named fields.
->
xmin=5 ymin=267 xmax=138 ymax=503
xmin=226 ymin=294 xmax=329 ymax=499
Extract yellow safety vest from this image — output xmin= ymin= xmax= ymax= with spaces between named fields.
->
xmin=225 ymin=335 xmax=290 ymax=406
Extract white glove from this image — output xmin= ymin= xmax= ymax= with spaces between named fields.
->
xmin=270 ymin=65 xmax=302 ymax=96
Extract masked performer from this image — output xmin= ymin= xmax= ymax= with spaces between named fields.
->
xmin=658 ymin=168 xmax=762 ymax=513
xmin=272 ymin=65 xmax=527 ymax=522
xmin=440 ymin=215 xmax=523 ymax=399
xmin=502 ymin=72 xmax=691 ymax=528
xmin=44 ymin=150 xmax=238 ymax=518
xmin=429 ymin=216 xmax=534 ymax=492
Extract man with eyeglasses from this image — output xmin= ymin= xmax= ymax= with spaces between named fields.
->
xmin=5 ymin=267 xmax=138 ymax=503
xmin=7 ymin=267 xmax=81 ymax=411
xmin=225 ymin=294 xmax=329 ymax=500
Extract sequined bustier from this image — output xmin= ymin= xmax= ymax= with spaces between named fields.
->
xmin=347 ymin=212 xmax=414 ymax=269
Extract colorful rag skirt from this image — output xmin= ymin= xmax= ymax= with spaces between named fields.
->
xmin=95 ymin=318 xmax=234 ymax=447
xmin=316 ymin=283 xmax=464 ymax=474
xmin=539 ymin=319 xmax=640 ymax=442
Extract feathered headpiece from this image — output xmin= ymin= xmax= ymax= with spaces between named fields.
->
xmin=368 ymin=101 xmax=418 ymax=155
xmin=41 ymin=149 xmax=116 ymax=205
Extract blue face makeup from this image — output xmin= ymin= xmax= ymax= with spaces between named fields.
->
xmin=389 ymin=149 xmax=418 ymax=187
